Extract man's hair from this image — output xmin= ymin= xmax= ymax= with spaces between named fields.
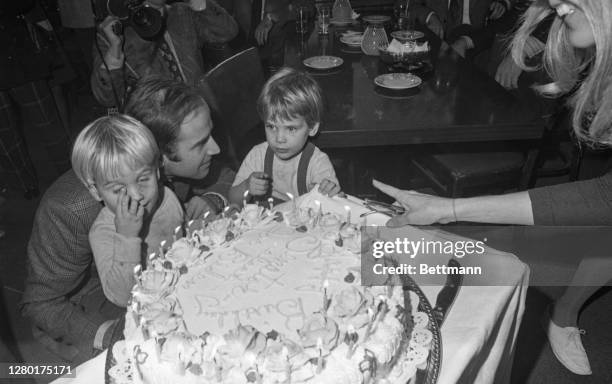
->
xmin=257 ymin=67 xmax=323 ymax=128
xmin=71 ymin=114 xmax=159 ymax=186
xmin=124 ymin=77 xmax=209 ymax=159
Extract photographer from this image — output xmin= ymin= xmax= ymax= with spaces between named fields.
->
xmin=91 ymin=0 xmax=238 ymax=107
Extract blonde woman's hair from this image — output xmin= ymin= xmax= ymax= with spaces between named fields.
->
xmin=257 ymin=67 xmax=324 ymax=128
xmin=72 ymin=115 xmax=160 ymax=187
xmin=511 ymin=0 xmax=612 ymax=146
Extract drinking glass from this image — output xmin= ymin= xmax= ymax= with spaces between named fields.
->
xmin=296 ymin=6 xmax=309 ymax=34
xmin=318 ymin=6 xmax=331 ymax=35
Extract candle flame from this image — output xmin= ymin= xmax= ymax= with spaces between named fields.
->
xmin=347 ymin=324 xmax=355 ymax=334
xmin=323 ymin=279 xmax=329 ymax=289
xmin=160 ymin=240 xmax=167 ymax=247
xmin=188 ymin=220 xmax=194 ymax=226
xmin=316 ymin=337 xmax=323 ymax=350
xmin=244 ymin=190 xmax=250 ymax=198
xmin=286 ymin=192 xmax=294 ymax=200
xmin=148 ymin=253 xmax=155 ymax=260
xmin=174 ymin=225 xmax=181 ymax=234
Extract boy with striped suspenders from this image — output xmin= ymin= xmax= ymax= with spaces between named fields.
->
xmin=229 ymin=68 xmax=341 ymax=206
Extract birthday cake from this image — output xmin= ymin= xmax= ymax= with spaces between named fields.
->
xmin=107 ymin=191 xmax=433 ymax=384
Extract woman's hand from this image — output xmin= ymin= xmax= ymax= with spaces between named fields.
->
xmin=372 ymin=179 xmax=454 ymax=226
xmin=495 ymin=54 xmax=523 ymax=89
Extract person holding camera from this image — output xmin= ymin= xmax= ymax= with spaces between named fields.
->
xmin=91 ymin=0 xmax=238 ymax=107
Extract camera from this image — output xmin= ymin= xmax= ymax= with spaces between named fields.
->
xmin=105 ymin=0 xmax=167 ymax=40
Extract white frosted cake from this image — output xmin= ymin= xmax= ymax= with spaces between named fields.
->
xmin=108 ymin=191 xmax=432 ymax=384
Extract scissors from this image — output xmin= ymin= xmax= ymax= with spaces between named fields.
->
xmin=361 ymin=198 xmax=406 ymax=217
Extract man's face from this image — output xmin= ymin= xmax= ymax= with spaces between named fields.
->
xmin=91 ymin=165 xmax=160 ymax=217
xmin=163 ymin=106 xmax=220 ymax=180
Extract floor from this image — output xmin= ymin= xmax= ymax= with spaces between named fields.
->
xmin=1 ymin=66 xmax=612 ymax=384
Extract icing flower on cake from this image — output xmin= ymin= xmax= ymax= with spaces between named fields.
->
xmin=320 ymin=213 xmax=341 ymax=230
xmin=240 ymin=204 xmax=266 ymax=228
xmin=206 ymin=217 xmax=233 ymax=245
xmin=298 ymin=313 xmax=339 ymax=355
xmin=165 ymin=238 xmax=203 ymax=267
xmin=218 ymin=325 xmax=266 ymax=368
xmin=133 ymin=269 xmax=180 ymax=304
xmin=141 ymin=309 xmax=185 ymax=336
xmin=331 ymin=287 xmax=372 ymax=328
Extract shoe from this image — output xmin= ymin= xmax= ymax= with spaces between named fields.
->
xmin=542 ymin=307 xmax=592 ymax=375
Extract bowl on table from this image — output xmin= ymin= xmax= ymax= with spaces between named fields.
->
xmin=390 ymin=30 xmax=425 ymax=43
xmin=378 ymin=42 xmax=430 ymax=66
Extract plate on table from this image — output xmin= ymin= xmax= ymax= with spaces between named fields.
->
xmin=374 ymin=73 xmax=422 ymax=90
xmin=303 ymin=55 xmax=344 ymax=70
xmin=362 ymin=15 xmax=391 ymax=24
xmin=340 ymin=35 xmax=363 ymax=46
xmin=330 ymin=17 xmax=355 ymax=26
xmin=391 ymin=30 xmax=425 ymax=42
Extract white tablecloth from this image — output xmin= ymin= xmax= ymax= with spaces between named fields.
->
xmin=53 ymin=195 xmax=529 ymax=384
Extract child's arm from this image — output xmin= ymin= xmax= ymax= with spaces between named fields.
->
xmin=309 ymin=149 xmax=342 ymax=197
xmin=229 ymin=172 xmax=271 ymax=207
xmin=90 ymin=190 xmax=144 ymax=307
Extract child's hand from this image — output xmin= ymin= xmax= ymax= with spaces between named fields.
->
xmin=248 ymin=172 xmax=271 ymax=196
xmin=185 ymin=196 xmax=215 ymax=221
xmin=318 ymin=179 xmax=341 ymax=197
xmin=115 ymin=189 xmax=144 ymax=238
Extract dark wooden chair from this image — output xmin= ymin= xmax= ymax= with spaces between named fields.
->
xmin=198 ymin=47 xmax=266 ymax=170
xmin=409 ymin=108 xmax=582 ymax=197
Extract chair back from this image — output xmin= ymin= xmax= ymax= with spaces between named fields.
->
xmin=198 ymin=47 xmax=266 ymax=170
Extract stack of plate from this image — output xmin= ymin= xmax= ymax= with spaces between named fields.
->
xmin=340 ymin=31 xmax=363 ymax=47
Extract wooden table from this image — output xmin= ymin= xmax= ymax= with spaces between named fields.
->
xmin=284 ymin=26 xmax=544 ymax=148
xmin=282 ymin=26 xmax=545 ymax=189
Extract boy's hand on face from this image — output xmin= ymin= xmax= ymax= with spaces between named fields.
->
xmin=185 ymin=196 xmax=215 ymax=221
xmin=115 ymin=189 xmax=144 ymax=238
xmin=248 ymin=172 xmax=271 ymax=196
xmin=318 ymin=179 xmax=341 ymax=197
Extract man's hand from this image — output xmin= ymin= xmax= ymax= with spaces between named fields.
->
xmin=426 ymin=14 xmax=444 ymax=39
xmin=495 ymin=54 xmax=523 ymax=89
xmin=255 ymin=17 xmax=274 ymax=45
xmin=450 ymin=36 xmax=470 ymax=58
xmin=115 ymin=189 xmax=144 ymax=237
xmin=372 ymin=179 xmax=454 ymax=226
xmin=99 ymin=16 xmax=123 ymax=49
xmin=248 ymin=172 xmax=271 ymax=196
xmin=318 ymin=179 xmax=341 ymax=197
xmin=185 ymin=195 xmax=215 ymax=221
xmin=489 ymin=0 xmax=507 ymax=20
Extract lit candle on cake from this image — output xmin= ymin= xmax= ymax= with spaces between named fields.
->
xmin=286 ymin=192 xmax=296 ymax=212
xmin=147 ymin=253 xmax=156 ymax=268
xmin=322 ymin=279 xmax=329 ymax=313
xmin=268 ymin=197 xmax=274 ymax=211
xmin=243 ymin=190 xmax=249 ymax=207
xmin=202 ymin=211 xmax=210 ymax=229
xmin=159 ymin=240 xmax=167 ymax=258
xmin=364 ymin=307 xmax=375 ymax=340
xmin=345 ymin=324 xmax=357 ymax=358
xmin=316 ymin=337 xmax=323 ymax=374
xmin=173 ymin=225 xmax=182 ymax=242
xmin=186 ymin=220 xmax=195 ymax=237
xmin=152 ymin=330 xmax=161 ymax=361
xmin=223 ymin=206 xmax=231 ymax=218
xmin=282 ymin=346 xmax=291 ymax=382
xmin=344 ymin=205 xmax=351 ymax=225
xmin=133 ymin=264 xmax=141 ymax=281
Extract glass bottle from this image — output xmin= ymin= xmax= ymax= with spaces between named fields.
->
xmin=361 ymin=20 xmax=389 ymax=56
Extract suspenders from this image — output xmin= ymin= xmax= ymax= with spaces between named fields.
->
xmin=264 ymin=142 xmax=316 ymax=197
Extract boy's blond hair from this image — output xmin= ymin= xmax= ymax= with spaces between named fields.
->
xmin=72 ymin=115 xmax=160 ymax=187
xmin=257 ymin=67 xmax=323 ymax=128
